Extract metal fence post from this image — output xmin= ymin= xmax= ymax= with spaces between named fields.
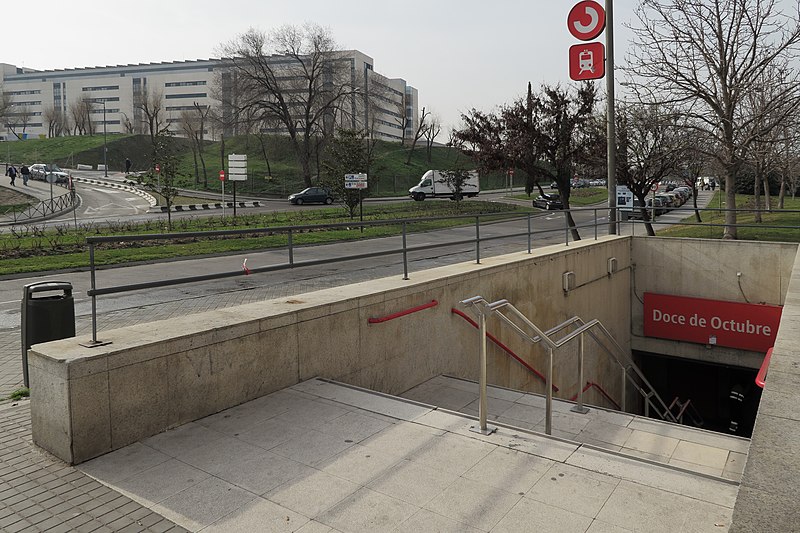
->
xmin=594 ymin=208 xmax=598 ymax=240
xmin=288 ymin=229 xmax=294 ymax=266
xmin=527 ymin=214 xmax=532 ymax=253
xmin=564 ymin=212 xmax=570 ymax=246
xmin=475 ymin=216 xmax=481 ymax=264
xmin=89 ymin=243 xmax=98 ymax=344
xmin=546 ymin=347 xmax=554 ymax=435
xmin=469 ymin=305 xmax=496 ymax=436
xmin=402 ymin=221 xmax=409 ymax=280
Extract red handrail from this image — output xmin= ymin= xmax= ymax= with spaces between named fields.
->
xmin=451 ymin=308 xmax=559 ymax=392
xmin=569 ymin=381 xmax=621 ymax=410
xmin=368 ymin=300 xmax=438 ymax=324
xmin=756 ymin=347 xmax=773 ymax=389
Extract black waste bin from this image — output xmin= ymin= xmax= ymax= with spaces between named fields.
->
xmin=21 ymin=281 xmax=76 ymax=388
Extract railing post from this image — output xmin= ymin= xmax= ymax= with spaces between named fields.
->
xmin=402 ymin=221 xmax=409 ymax=280
xmin=594 ymin=208 xmax=598 ymax=240
xmin=564 ymin=211 xmax=569 ymax=246
xmin=527 ymin=214 xmax=532 ymax=254
xmin=475 ymin=216 xmax=481 ymax=264
xmin=470 ymin=306 xmax=496 ymax=436
xmin=571 ymin=332 xmax=590 ymax=414
xmin=546 ymin=347 xmax=554 ymax=435
xmin=621 ymin=366 xmax=627 ymax=412
xmin=288 ymin=229 xmax=294 ymax=266
xmin=89 ymin=243 xmax=98 ymax=344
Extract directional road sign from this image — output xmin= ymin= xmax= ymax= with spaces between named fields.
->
xmin=227 ymin=154 xmax=247 ymax=182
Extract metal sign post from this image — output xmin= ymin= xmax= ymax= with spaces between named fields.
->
xmin=345 ymin=173 xmax=368 ymax=233
xmin=228 ymin=154 xmax=248 ymax=220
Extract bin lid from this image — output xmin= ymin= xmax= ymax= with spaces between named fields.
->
xmin=23 ymin=281 xmax=73 ymax=298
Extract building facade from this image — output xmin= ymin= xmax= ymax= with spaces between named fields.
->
xmin=0 ymin=51 xmax=418 ymax=143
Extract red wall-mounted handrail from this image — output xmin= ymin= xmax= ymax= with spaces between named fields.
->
xmin=451 ymin=308 xmax=559 ymax=392
xmin=368 ymin=300 xmax=438 ymax=324
xmin=756 ymin=347 xmax=773 ymax=389
xmin=569 ymin=381 xmax=621 ymax=411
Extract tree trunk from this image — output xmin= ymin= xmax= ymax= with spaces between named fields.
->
xmin=692 ymin=187 xmax=702 ymax=223
xmin=723 ymin=171 xmax=738 ymax=240
xmin=754 ymin=172 xmax=762 ymax=223
xmin=778 ymin=174 xmax=786 ymax=209
xmin=191 ymin=143 xmax=199 ymax=185
xmin=763 ymin=176 xmax=772 ymax=212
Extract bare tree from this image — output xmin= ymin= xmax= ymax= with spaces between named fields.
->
xmin=179 ymin=102 xmax=210 ymax=187
xmin=0 ymin=87 xmax=12 ymax=138
xmin=42 ymin=105 xmax=67 ymax=137
xmin=136 ymin=85 xmax=168 ymax=150
xmin=424 ymin=113 xmax=441 ymax=163
xmin=625 ymin=0 xmax=800 ymax=239
xmin=218 ymin=24 xmax=362 ymax=187
xmin=405 ymin=106 xmax=430 ymax=164
xmin=68 ymin=98 xmax=90 ymax=136
xmin=5 ymin=104 xmax=32 ymax=139
xmin=120 ymin=112 xmax=135 ymax=134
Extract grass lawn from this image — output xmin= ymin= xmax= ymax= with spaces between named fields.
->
xmin=658 ymin=193 xmax=800 ymax=242
xmin=0 ymin=201 xmax=534 ymax=275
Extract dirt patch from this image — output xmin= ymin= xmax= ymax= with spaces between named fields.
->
xmin=0 ymin=187 xmax=35 ymax=206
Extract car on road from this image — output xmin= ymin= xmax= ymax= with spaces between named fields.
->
xmin=29 ymin=163 xmax=69 ymax=184
xmin=533 ymin=193 xmax=563 ymax=210
xmin=288 ymin=187 xmax=334 ymax=205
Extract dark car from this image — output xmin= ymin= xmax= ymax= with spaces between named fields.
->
xmin=533 ymin=193 xmax=563 ymax=210
xmin=288 ymin=187 xmax=333 ymax=205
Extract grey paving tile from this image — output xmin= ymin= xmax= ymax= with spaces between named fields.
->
xmin=265 ymin=470 xmax=360 ymax=518
xmin=111 ymin=458 xmax=211 ymax=505
xmin=393 ymin=508 xmax=481 ymax=532
xmin=424 ymin=476 xmax=522 ymax=531
xmin=152 ymin=477 xmax=256 ymax=531
xmin=492 ymin=497 xmax=593 ymax=533
xmin=316 ymin=487 xmax=417 ymax=533
xmin=202 ymin=496 xmax=310 ymax=532
xmin=79 ymin=443 xmax=171 ymax=484
xmin=367 ymin=459 xmax=458 ymax=507
xmin=526 ymin=463 xmax=619 ymax=518
xmin=462 ymin=446 xmax=553 ymax=494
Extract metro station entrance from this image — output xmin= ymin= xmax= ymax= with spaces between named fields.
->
xmin=635 ymin=351 xmax=761 ymax=437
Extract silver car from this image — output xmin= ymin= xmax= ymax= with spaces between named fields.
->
xmin=29 ymin=163 xmax=69 ymax=183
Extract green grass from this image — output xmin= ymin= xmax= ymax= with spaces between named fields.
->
xmin=7 ymin=134 xmax=515 ymax=198
xmin=0 ymin=201 xmax=533 ymax=275
xmin=658 ymin=193 xmax=800 ymax=241
xmin=5 ymin=388 xmax=29 ymax=401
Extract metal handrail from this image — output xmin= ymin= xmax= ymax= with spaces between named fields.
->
xmin=461 ymin=295 xmax=678 ymax=436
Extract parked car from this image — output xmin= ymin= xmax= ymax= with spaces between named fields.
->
xmin=288 ymin=187 xmax=334 ymax=205
xmin=655 ymin=194 xmax=674 ymax=210
xmin=533 ymin=193 xmax=563 ymax=210
xmin=29 ymin=163 xmax=69 ymax=183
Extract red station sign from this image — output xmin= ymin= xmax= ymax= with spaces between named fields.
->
xmin=219 ymin=170 xmax=225 ymax=181
xmin=568 ymin=1 xmax=607 ymax=41
xmin=567 ymin=1 xmax=607 ymax=81
xmin=643 ymin=293 xmax=782 ymax=353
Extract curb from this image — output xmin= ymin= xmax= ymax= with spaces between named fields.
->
xmin=148 ymin=201 xmax=264 ymax=213
xmin=72 ymin=177 xmax=159 ymax=207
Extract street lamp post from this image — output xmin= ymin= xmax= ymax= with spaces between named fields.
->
xmin=102 ymin=101 xmax=108 ymax=177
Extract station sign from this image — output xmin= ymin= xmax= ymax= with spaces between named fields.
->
xmin=569 ymin=42 xmax=605 ymax=81
xmin=568 ymin=1 xmax=606 ymax=41
xmin=643 ymin=293 xmax=782 ymax=352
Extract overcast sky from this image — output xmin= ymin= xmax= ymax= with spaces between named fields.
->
xmin=6 ymin=0 xmax=641 ymax=130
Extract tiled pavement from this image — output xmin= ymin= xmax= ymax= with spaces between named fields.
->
xmin=0 ymin=401 xmax=186 ymax=533
xmin=402 ymin=376 xmax=750 ymax=481
xmin=77 ymin=379 xmax=738 ymax=532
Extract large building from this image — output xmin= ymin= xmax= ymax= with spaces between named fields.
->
xmin=0 ymin=51 xmax=418 ymax=143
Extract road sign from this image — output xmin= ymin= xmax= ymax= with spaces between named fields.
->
xmin=569 ymin=42 xmax=605 ymax=80
xmin=345 ymin=181 xmax=368 ymax=189
xmin=219 ymin=170 xmax=225 ymax=181
xmin=45 ymin=172 xmax=57 ymax=184
xmin=652 ymin=182 xmax=660 ymax=192
xmin=227 ymin=154 xmax=247 ymax=182
xmin=155 ymin=164 xmax=161 ymax=174
xmin=344 ymin=173 xmax=368 ymax=181
xmin=568 ymin=1 xmax=606 ymax=41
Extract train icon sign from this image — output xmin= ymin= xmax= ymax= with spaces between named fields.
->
xmin=567 ymin=1 xmax=606 ymax=41
xmin=569 ymin=42 xmax=605 ymax=80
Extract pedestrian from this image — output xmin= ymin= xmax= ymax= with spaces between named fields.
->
xmin=20 ymin=164 xmax=29 ymax=186
xmin=710 ymin=179 xmax=716 ymax=191
xmin=125 ymin=157 xmax=132 ymax=174
xmin=5 ymin=164 xmax=16 ymax=186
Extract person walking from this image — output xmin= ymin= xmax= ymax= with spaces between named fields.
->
xmin=20 ymin=164 xmax=30 ymax=186
xmin=6 ymin=164 xmax=17 ymax=186
xmin=125 ymin=158 xmax=132 ymax=174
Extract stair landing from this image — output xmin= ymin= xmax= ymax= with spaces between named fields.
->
xmin=401 ymin=375 xmax=749 ymax=482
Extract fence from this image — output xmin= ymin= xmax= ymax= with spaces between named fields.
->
xmin=82 ymin=205 xmax=800 ymax=343
xmin=1 ymin=185 xmax=76 ymax=224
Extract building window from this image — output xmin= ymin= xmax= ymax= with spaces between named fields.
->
xmin=5 ymin=90 xmax=41 ymax=96
xmin=81 ymin=85 xmax=119 ymax=92
xmin=84 ymin=97 xmax=120 ymax=103
xmin=165 ymin=93 xmax=208 ymax=99
xmin=165 ymin=80 xmax=207 ymax=87
xmin=166 ymin=105 xmax=209 ymax=111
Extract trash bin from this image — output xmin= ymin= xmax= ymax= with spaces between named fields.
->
xmin=21 ymin=281 xmax=75 ymax=388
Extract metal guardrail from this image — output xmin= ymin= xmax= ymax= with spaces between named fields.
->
xmin=1 ymin=184 xmax=76 ymax=224
xmin=82 ymin=203 xmax=800 ymax=344
xmin=459 ymin=296 xmax=678 ymax=435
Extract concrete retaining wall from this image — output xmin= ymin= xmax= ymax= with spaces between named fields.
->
xmin=630 ymin=237 xmax=797 ymax=368
xmin=29 ymin=236 xmax=632 ymax=464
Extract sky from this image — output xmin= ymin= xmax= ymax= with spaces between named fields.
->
xmin=5 ymin=0 xmax=641 ymax=131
